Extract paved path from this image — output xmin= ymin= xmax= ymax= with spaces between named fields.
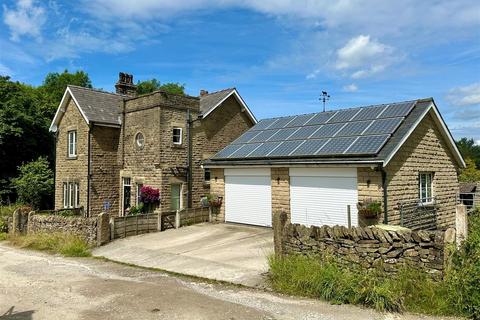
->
xmin=93 ymin=223 xmax=274 ymax=287
xmin=0 ymin=244 xmax=458 ymax=320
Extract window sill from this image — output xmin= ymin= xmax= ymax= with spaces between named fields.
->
xmin=66 ymin=156 xmax=77 ymax=160
xmin=417 ymin=201 xmax=436 ymax=208
xmin=172 ymin=144 xmax=185 ymax=149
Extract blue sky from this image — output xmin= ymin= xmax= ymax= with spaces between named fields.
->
xmin=1 ymin=0 xmax=479 ymax=141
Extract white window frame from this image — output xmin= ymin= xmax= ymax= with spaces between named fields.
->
xmin=75 ymin=182 xmax=80 ymax=208
xmin=173 ymin=127 xmax=182 ymax=145
xmin=136 ymin=183 xmax=143 ymax=205
xmin=135 ymin=132 xmax=145 ymax=150
xmin=122 ymin=177 xmax=132 ymax=216
xmin=63 ymin=183 xmax=68 ymax=208
xmin=68 ymin=130 xmax=77 ymax=157
xmin=204 ymin=168 xmax=211 ymax=184
xmin=419 ymin=172 xmax=434 ymax=205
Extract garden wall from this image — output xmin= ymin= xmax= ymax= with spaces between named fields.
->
xmin=28 ymin=213 xmax=98 ymax=245
xmin=281 ymin=221 xmax=455 ymax=276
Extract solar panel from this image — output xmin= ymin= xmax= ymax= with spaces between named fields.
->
xmin=336 ymin=121 xmax=371 ymax=137
xmin=214 ymin=144 xmax=243 ymax=158
xmin=363 ymin=118 xmax=402 ymax=135
xmin=287 ymin=125 xmax=320 ymax=140
xmin=316 ymin=137 xmax=357 ymax=155
xmin=229 ymin=143 xmax=262 ymax=158
xmin=379 ymin=102 xmax=415 ymax=118
xmin=268 ymin=140 xmax=302 ymax=157
xmin=327 ymin=108 xmax=360 ymax=123
xmin=268 ymin=116 xmax=296 ymax=129
xmin=352 ymin=105 xmax=387 ymax=121
xmin=310 ymin=123 xmax=344 ymax=139
xmin=346 ymin=135 xmax=389 ymax=154
xmin=285 ymin=114 xmax=315 ymax=128
xmin=232 ymin=130 xmax=260 ymax=144
xmin=268 ymin=127 xmax=298 ymax=141
xmin=249 ymin=129 xmax=279 ymax=143
xmin=250 ymin=118 xmax=278 ymax=131
xmin=290 ymin=139 xmax=329 ymax=156
xmin=305 ymin=112 xmax=335 ymax=125
xmin=247 ymin=141 xmax=281 ymax=157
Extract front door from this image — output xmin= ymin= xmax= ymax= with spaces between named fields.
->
xmin=171 ymin=184 xmax=182 ymax=211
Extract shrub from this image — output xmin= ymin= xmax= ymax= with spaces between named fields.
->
xmin=140 ymin=186 xmax=160 ymax=204
xmin=11 ymin=157 xmax=54 ymax=209
xmin=8 ymin=232 xmax=91 ymax=257
xmin=0 ymin=232 xmax=7 ymax=241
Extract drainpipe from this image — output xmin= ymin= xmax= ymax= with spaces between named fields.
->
xmin=53 ymin=131 xmax=57 ymax=209
xmin=380 ymin=166 xmax=388 ymax=224
xmin=87 ymin=125 xmax=92 ymax=217
xmin=186 ymin=109 xmax=193 ymax=208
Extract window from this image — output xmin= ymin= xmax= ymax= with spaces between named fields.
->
xmin=68 ymin=130 xmax=77 ymax=157
xmin=136 ymin=183 xmax=143 ymax=205
xmin=63 ymin=182 xmax=79 ymax=208
xmin=173 ymin=127 xmax=182 ymax=145
xmin=135 ymin=132 xmax=145 ymax=150
xmin=419 ymin=172 xmax=434 ymax=204
xmin=204 ymin=168 xmax=211 ymax=184
xmin=171 ymin=184 xmax=182 ymax=210
xmin=122 ymin=177 xmax=131 ymax=215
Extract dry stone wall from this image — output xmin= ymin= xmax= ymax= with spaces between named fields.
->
xmin=283 ymin=222 xmax=455 ymax=276
xmin=28 ymin=213 xmax=98 ymax=245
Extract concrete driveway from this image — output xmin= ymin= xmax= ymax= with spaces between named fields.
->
xmin=93 ymin=223 xmax=273 ymax=287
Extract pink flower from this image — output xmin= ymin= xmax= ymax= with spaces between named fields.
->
xmin=140 ymin=186 xmax=160 ymax=203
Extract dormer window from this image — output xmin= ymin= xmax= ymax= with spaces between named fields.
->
xmin=173 ymin=127 xmax=182 ymax=145
xmin=68 ymin=130 xmax=77 ymax=158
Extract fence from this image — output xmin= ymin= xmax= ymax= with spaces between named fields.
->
xmin=160 ymin=207 xmax=209 ymax=231
xmin=111 ymin=213 xmax=159 ymax=240
xmin=458 ymin=192 xmax=477 ymax=211
xmin=398 ymin=198 xmax=438 ymax=231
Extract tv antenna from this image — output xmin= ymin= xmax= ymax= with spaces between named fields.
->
xmin=319 ymin=91 xmax=330 ymax=112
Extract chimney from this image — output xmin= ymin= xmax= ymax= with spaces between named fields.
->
xmin=199 ymin=89 xmax=209 ymax=97
xmin=115 ymin=72 xmax=137 ymax=97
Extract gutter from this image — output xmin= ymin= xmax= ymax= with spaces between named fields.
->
xmin=380 ymin=165 xmax=388 ymax=224
xmin=87 ymin=125 xmax=92 ymax=217
xmin=186 ymin=109 xmax=193 ymax=208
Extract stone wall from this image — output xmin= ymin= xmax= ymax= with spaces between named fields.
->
xmin=385 ymin=113 xmax=459 ymax=229
xmin=54 ymin=98 xmax=89 ymax=211
xmin=28 ymin=213 xmax=98 ymax=245
xmin=90 ymin=126 xmax=121 ymax=216
xmin=282 ymin=220 xmax=455 ymax=276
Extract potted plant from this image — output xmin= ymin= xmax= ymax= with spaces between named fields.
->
xmin=139 ymin=186 xmax=160 ymax=213
xmin=357 ymin=199 xmax=382 ymax=219
xmin=206 ymin=193 xmax=223 ymax=216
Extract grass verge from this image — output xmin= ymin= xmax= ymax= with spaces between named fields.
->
xmin=269 ymin=210 xmax=480 ymax=318
xmin=7 ymin=232 xmax=91 ymax=257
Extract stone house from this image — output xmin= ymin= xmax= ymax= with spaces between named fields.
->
xmin=49 ymin=73 xmax=256 ymax=216
xmin=205 ymin=98 xmax=465 ymax=231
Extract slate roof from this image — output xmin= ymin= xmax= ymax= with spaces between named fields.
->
xmin=206 ymin=98 xmax=459 ymax=167
xmin=68 ymin=85 xmax=124 ymax=126
xmin=459 ymin=182 xmax=477 ymax=194
xmin=199 ymin=88 xmax=235 ymax=115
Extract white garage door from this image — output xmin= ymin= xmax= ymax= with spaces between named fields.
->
xmin=290 ymin=168 xmax=358 ymax=227
xmin=224 ymin=168 xmax=272 ymax=227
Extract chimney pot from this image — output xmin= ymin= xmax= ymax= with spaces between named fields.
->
xmin=115 ymin=72 xmax=137 ymax=97
xmin=200 ymin=89 xmax=209 ymax=97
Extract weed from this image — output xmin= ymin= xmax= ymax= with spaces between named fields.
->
xmin=8 ymin=232 xmax=91 ymax=257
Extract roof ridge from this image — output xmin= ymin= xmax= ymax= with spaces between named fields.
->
xmin=257 ymin=99 xmax=421 ymax=122
xmin=68 ymin=85 xmax=126 ymax=97
xmin=203 ymin=87 xmax=235 ymax=96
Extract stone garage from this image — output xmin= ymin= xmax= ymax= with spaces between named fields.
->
xmin=205 ymin=98 xmax=464 ymax=231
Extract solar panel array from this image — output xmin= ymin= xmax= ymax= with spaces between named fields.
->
xmin=214 ymin=100 xmax=416 ymax=159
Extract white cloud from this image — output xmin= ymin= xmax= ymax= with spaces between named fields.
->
xmin=343 ymin=84 xmax=358 ymax=92
xmin=447 ymin=82 xmax=480 ymax=106
xmin=0 ymin=63 xmax=13 ymax=76
xmin=3 ymin=0 xmax=46 ymax=41
xmin=335 ymin=35 xmax=396 ymax=79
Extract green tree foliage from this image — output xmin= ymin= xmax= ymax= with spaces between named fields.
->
xmin=459 ymin=158 xmax=480 ymax=182
xmin=11 ymin=157 xmax=54 ymax=209
xmin=457 ymin=138 xmax=480 ymax=168
xmin=0 ymin=71 xmax=92 ymax=203
xmin=136 ymin=78 xmax=185 ymax=95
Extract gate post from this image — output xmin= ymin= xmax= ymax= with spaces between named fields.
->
xmin=175 ymin=210 xmax=180 ymax=229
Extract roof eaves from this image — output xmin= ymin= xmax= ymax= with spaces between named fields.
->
xmin=49 ymin=87 xmax=90 ymax=132
xmin=201 ymin=88 xmax=257 ymax=124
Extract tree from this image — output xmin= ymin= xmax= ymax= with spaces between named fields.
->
xmin=11 ymin=157 xmax=54 ymax=209
xmin=459 ymin=158 xmax=480 ymax=182
xmin=136 ymin=78 xmax=185 ymax=96
xmin=457 ymin=138 xmax=480 ymax=168
xmin=36 ymin=70 xmax=92 ymax=120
